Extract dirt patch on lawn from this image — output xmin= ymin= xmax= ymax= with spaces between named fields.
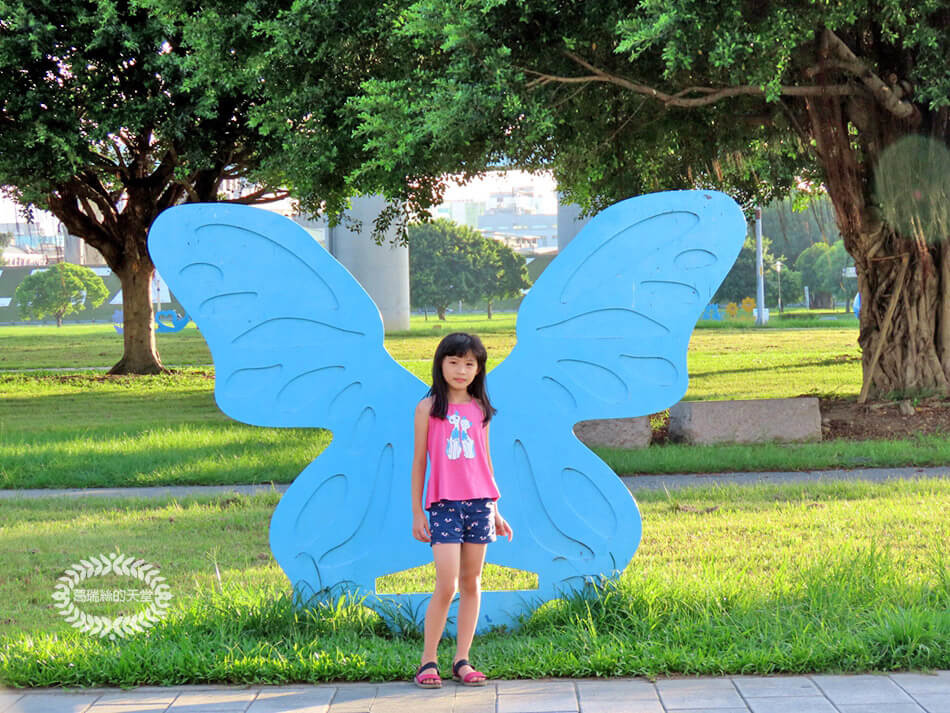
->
xmin=818 ymin=397 xmax=950 ymax=440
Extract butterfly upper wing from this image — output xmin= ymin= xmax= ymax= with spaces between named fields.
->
xmin=481 ymin=191 xmax=746 ymax=607
xmin=148 ymin=204 xmax=429 ymax=599
xmin=491 ymin=190 xmax=746 ymax=425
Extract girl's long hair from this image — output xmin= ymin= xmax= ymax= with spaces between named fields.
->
xmin=428 ymin=332 xmax=496 ymax=423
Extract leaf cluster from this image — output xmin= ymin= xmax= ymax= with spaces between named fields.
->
xmin=794 ymin=240 xmax=854 ymax=301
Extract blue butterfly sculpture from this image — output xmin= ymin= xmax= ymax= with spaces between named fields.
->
xmin=148 ymin=190 xmax=745 ymax=633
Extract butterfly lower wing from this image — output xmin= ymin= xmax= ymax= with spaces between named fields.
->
xmin=149 ymin=204 xmax=429 ymax=615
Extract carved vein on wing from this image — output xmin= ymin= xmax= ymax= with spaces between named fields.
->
xmin=199 ymin=291 xmax=258 ymax=312
xmin=231 ymin=317 xmax=365 ymax=345
xmin=535 ymin=308 xmax=670 ymax=337
xmin=559 ymin=210 xmax=700 ymax=304
xmin=180 ymin=261 xmax=224 ymax=279
xmin=197 ymin=223 xmax=339 ymax=310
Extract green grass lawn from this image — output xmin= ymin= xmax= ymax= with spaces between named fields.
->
xmin=1 ymin=479 xmax=946 ymax=684
xmin=0 ymin=319 xmax=932 ymax=490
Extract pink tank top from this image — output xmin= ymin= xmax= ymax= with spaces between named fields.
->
xmin=424 ymin=399 xmax=500 ymax=509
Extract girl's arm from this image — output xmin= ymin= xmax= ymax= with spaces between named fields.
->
xmin=486 ymin=422 xmax=514 ymax=542
xmin=411 ymin=398 xmax=431 ymax=542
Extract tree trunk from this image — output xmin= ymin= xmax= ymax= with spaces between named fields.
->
xmin=804 ymin=91 xmax=949 ymax=398
xmin=856 ymin=238 xmax=947 ymax=397
xmin=437 ymin=306 xmax=446 ymax=320
xmin=110 ymin=259 xmax=166 ymax=375
xmin=486 ymin=301 xmax=493 ymax=319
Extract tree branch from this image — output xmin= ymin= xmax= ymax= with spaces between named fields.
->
xmin=224 ymin=187 xmax=291 ymax=205
xmin=819 ymin=29 xmax=918 ymax=121
xmin=520 ymin=50 xmax=859 ymax=107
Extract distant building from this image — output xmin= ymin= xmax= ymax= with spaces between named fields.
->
xmin=476 ymin=186 xmax=557 ymax=253
xmin=1 ymin=244 xmax=49 ymax=266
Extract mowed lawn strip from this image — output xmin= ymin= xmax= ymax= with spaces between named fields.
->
xmin=1 ymin=324 xmax=877 ymax=489
xmin=0 ymin=479 xmax=946 ymax=683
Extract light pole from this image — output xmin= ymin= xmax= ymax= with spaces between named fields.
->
xmin=775 ymin=260 xmax=783 ymax=314
xmin=754 ymin=207 xmax=766 ymax=325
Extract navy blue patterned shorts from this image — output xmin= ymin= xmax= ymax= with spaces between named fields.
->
xmin=427 ymin=498 xmax=496 ymax=546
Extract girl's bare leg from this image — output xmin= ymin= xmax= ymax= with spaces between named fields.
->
xmin=454 ymin=542 xmax=487 ymax=677
xmin=420 ymin=543 xmax=460 ymax=665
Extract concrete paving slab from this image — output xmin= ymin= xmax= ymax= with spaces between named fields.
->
xmin=368 ymin=690 xmax=456 ymax=713
xmin=664 ymin=709 xmax=748 ymax=713
xmin=577 ymin=679 xmax=659 ymax=700
xmin=166 ymin=687 xmax=258 ymax=712
xmin=836 ymin=704 xmax=926 ymax=713
xmin=731 ymin=676 xmax=822 ymax=698
xmin=811 ymin=674 xmax=915 ymax=705
xmin=746 ymin=697 xmax=836 ymax=713
xmin=451 ymin=687 xmax=497 ymax=712
xmin=656 ymin=679 xmax=745 ymax=710
xmin=86 ymin=704 xmax=171 ymax=712
xmin=8 ymin=692 xmax=101 ymax=713
xmin=890 ymin=671 xmax=950 ymax=697
xmin=912 ymin=696 xmax=950 ymax=713
xmin=496 ymin=680 xmax=576 ymax=695
xmin=580 ymin=699 xmax=665 ymax=713
xmin=0 ymin=692 xmax=24 ymax=713
xmin=325 ymin=685 xmax=377 ymax=713
xmin=497 ymin=690 xmax=578 ymax=713
xmin=246 ymin=686 xmax=334 ymax=713
xmin=93 ymin=690 xmax=180 ymax=705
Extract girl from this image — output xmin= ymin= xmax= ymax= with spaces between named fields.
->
xmin=410 ymin=332 xmax=513 ymax=689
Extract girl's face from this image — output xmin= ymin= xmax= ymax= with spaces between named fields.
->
xmin=441 ymin=350 xmax=479 ymax=392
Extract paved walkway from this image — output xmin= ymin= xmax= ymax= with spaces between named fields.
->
xmin=0 ymin=466 xmax=946 ymax=501
xmin=3 ymin=672 xmax=949 ymax=712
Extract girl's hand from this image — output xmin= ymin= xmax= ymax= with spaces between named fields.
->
xmin=495 ymin=513 xmax=513 ymax=542
xmin=412 ymin=511 xmax=431 ymax=542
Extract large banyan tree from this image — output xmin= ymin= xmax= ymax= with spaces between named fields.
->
xmin=344 ymin=0 xmax=950 ymax=397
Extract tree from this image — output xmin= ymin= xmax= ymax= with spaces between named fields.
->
xmin=762 ymin=191 xmax=840 ymax=264
xmin=409 ymin=219 xmax=500 ymax=319
xmin=14 ymin=263 xmax=108 ymax=326
xmin=796 ymin=240 xmax=854 ymax=308
xmin=345 ymin=1 xmax=950 ymax=397
xmin=0 ymin=0 xmax=288 ymax=373
xmin=713 ymin=235 xmax=802 ymax=308
xmin=476 ymin=239 xmax=532 ymax=319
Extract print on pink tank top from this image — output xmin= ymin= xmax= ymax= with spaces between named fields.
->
xmin=424 ymin=400 xmax=500 ymax=509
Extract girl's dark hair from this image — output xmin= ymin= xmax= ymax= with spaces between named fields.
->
xmin=428 ymin=332 xmax=496 ymax=423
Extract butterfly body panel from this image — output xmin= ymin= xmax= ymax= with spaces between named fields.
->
xmin=148 ymin=190 xmax=745 ymax=634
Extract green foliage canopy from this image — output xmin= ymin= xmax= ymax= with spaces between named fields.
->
xmin=0 ymin=0 xmax=291 ymax=371
xmin=408 ymin=219 xmax=530 ymax=318
xmin=477 ymin=239 xmax=532 ymax=317
xmin=795 ymin=240 xmax=854 ymax=306
xmin=14 ymin=263 xmax=109 ymax=326
xmin=713 ymin=236 xmax=803 ymax=308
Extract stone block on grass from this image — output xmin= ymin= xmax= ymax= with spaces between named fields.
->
xmin=573 ymin=416 xmax=652 ymax=449
xmin=669 ymin=398 xmax=821 ymax=445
